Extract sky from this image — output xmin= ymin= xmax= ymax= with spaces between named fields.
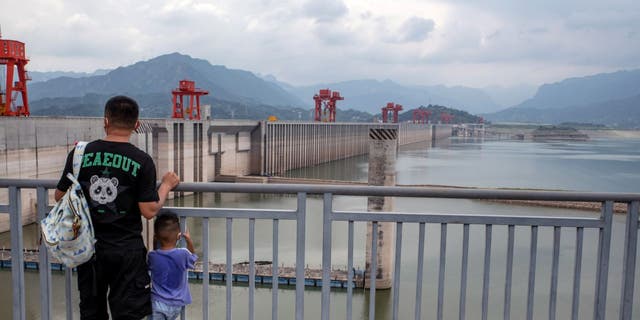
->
xmin=1 ymin=0 xmax=639 ymax=88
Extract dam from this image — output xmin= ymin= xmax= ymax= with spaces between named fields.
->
xmin=0 ymin=117 xmax=471 ymax=231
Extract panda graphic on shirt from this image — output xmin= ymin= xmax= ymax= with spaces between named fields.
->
xmin=90 ymin=175 xmax=119 ymax=204
xmin=87 ymin=170 xmax=129 ymax=215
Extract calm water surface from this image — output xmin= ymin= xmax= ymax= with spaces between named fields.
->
xmin=3 ymin=136 xmax=640 ymax=319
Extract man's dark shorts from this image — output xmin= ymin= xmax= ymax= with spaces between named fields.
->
xmin=77 ymin=248 xmax=151 ymax=320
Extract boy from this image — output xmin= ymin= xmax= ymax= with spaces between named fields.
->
xmin=149 ymin=211 xmax=198 ymax=320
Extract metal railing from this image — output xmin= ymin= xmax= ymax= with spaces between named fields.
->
xmin=1 ymin=178 xmax=639 ymax=320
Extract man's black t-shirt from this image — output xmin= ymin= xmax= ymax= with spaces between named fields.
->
xmin=56 ymin=140 xmax=159 ymax=251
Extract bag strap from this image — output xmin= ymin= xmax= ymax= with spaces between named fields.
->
xmin=72 ymin=141 xmax=88 ymax=179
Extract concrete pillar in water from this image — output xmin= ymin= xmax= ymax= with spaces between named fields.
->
xmin=365 ymin=128 xmax=398 ymax=289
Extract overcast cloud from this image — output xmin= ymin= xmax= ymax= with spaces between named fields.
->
xmin=1 ymin=0 xmax=638 ymax=87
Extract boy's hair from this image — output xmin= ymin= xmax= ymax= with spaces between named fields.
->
xmin=104 ymin=95 xmax=139 ymax=130
xmin=154 ymin=211 xmax=180 ymax=242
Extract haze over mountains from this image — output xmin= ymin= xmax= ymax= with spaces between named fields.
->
xmin=273 ymin=79 xmax=504 ymax=114
xmin=26 ymin=53 xmax=640 ymax=127
xmin=486 ymin=70 xmax=640 ymax=127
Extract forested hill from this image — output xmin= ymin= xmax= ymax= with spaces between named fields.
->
xmin=398 ymin=105 xmax=484 ymax=124
xmin=27 ymin=52 xmax=306 ymax=112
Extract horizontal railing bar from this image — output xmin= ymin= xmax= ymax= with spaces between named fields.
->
xmin=0 ymin=204 xmax=54 ymax=213
xmin=2 ymin=179 xmax=640 ymax=202
xmin=332 ymin=211 xmax=603 ymax=227
xmin=165 ymin=207 xmax=297 ymax=220
xmin=0 ymin=179 xmax=58 ymax=188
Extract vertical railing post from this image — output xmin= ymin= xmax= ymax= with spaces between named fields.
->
xmin=272 ymin=219 xmax=279 ymax=320
xmin=202 ymin=217 xmax=210 ymax=320
xmin=369 ymin=222 xmax=378 ymax=320
xmin=481 ymin=224 xmax=492 ymax=320
xmin=526 ymin=226 xmax=538 ymax=320
xmin=415 ymin=222 xmax=426 ymax=320
xmin=503 ymin=225 xmax=515 ymax=320
xmin=572 ymin=227 xmax=584 ymax=320
xmin=549 ymin=226 xmax=561 ymax=320
xmin=619 ymin=201 xmax=639 ymax=320
xmin=65 ymin=267 xmax=73 ymax=320
xmin=346 ymin=220 xmax=354 ymax=320
xmin=321 ymin=193 xmax=333 ymax=320
xmin=249 ymin=218 xmax=256 ymax=320
xmin=296 ymin=192 xmax=306 ymax=320
xmin=459 ymin=223 xmax=470 ymax=320
xmin=178 ymin=217 xmax=186 ymax=320
xmin=594 ymin=201 xmax=613 ymax=320
xmin=437 ymin=223 xmax=448 ymax=320
xmin=9 ymin=186 xmax=25 ymax=320
xmin=226 ymin=218 xmax=233 ymax=320
xmin=37 ymin=187 xmax=52 ymax=320
xmin=392 ymin=222 xmax=403 ymax=320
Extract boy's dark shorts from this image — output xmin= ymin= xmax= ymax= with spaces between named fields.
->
xmin=77 ymin=247 xmax=151 ymax=320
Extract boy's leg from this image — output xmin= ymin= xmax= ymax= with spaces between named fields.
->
xmin=77 ymin=257 xmax=109 ymax=320
xmin=106 ymin=248 xmax=152 ymax=320
xmin=151 ymin=300 xmax=181 ymax=320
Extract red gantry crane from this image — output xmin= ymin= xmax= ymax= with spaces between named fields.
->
xmin=0 ymin=31 xmax=30 ymax=116
xmin=412 ymin=109 xmax=432 ymax=124
xmin=313 ymin=89 xmax=344 ymax=122
xmin=381 ymin=102 xmax=403 ymax=123
xmin=440 ymin=112 xmax=454 ymax=124
xmin=171 ymin=79 xmax=209 ymax=120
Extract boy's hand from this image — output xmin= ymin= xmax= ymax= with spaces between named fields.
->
xmin=180 ymin=230 xmax=191 ymax=242
xmin=180 ymin=230 xmax=195 ymax=254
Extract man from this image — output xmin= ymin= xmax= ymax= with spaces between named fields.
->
xmin=55 ymin=95 xmax=180 ymax=319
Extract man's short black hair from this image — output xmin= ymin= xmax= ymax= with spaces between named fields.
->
xmin=154 ymin=210 xmax=180 ymax=241
xmin=104 ymin=95 xmax=139 ymax=130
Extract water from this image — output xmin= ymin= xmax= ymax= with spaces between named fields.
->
xmin=287 ymin=137 xmax=640 ymax=192
xmin=2 ymin=136 xmax=640 ymax=319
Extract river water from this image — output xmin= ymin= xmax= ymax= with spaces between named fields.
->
xmin=2 ymin=136 xmax=640 ymax=319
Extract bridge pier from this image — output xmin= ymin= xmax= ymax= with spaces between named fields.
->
xmin=365 ymin=128 xmax=398 ymax=289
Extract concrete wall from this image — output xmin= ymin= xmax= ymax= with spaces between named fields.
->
xmin=0 ymin=118 xmax=456 ymax=232
xmin=264 ymin=122 xmax=393 ymax=175
xmin=0 ymin=117 xmax=259 ymax=232
xmin=262 ymin=122 xmax=452 ymax=175
xmin=398 ymin=122 xmax=432 ymax=145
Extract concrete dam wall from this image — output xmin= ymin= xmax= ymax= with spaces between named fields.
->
xmin=0 ymin=117 xmax=455 ymax=232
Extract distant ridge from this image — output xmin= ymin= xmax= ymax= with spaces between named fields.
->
xmin=485 ymin=69 xmax=640 ymax=128
xmin=28 ymin=52 xmax=306 ymax=109
xmin=273 ymin=78 xmax=503 ymax=114
xmin=513 ymin=69 xmax=640 ymax=110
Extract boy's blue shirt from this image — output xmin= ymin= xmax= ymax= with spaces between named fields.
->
xmin=149 ymin=248 xmax=198 ymax=306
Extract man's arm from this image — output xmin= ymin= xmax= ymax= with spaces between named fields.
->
xmin=139 ymin=172 xmax=180 ymax=220
xmin=54 ymin=149 xmax=75 ymax=202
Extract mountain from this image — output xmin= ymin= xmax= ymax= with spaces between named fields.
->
xmin=512 ymin=69 xmax=640 ymax=110
xmin=27 ymin=53 xmax=306 ymax=109
xmin=487 ymin=94 xmax=640 ymax=128
xmin=485 ymin=69 xmax=640 ymax=128
xmin=28 ymin=69 xmax=111 ymax=83
xmin=481 ymin=84 xmax=537 ymax=108
xmin=269 ymin=79 xmax=502 ymax=115
xmin=29 ymin=92 xmax=376 ymax=122
xmin=396 ymin=105 xmax=483 ymax=124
